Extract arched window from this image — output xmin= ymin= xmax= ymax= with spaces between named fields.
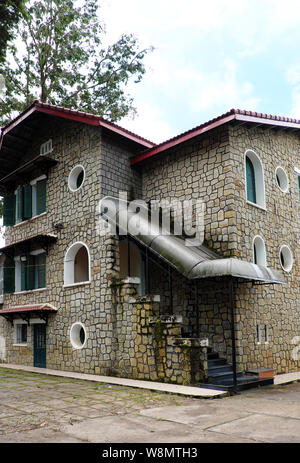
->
xmin=253 ymin=235 xmax=266 ymax=266
xmin=245 ymin=150 xmax=265 ymax=208
xmin=119 ymin=239 xmax=145 ymax=295
xmin=64 ymin=242 xmax=90 ymax=286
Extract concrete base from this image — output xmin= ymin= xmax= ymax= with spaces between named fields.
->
xmin=0 ymin=363 xmax=227 ymax=398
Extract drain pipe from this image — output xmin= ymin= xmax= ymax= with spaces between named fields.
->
xmin=229 ymin=277 xmax=238 ymax=393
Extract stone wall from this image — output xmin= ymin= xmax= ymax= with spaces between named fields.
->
xmin=0 ymin=119 xmax=145 ymax=376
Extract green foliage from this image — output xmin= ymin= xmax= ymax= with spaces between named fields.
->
xmin=0 ymin=0 xmax=153 ymax=126
xmin=0 ymin=0 xmax=25 ymax=64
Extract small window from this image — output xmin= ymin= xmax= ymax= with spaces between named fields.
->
xmin=70 ymin=322 xmax=87 ymax=349
xmin=275 ymin=167 xmax=289 ymax=193
xmin=16 ymin=324 xmax=27 ymax=344
xmin=64 ymin=242 xmax=90 ymax=286
xmin=279 ymin=245 xmax=293 ymax=272
xmin=245 ymin=150 xmax=265 ymax=208
xmin=257 ymin=325 xmax=261 ymax=344
xmin=40 ymin=139 xmax=53 ymax=156
xmin=264 ymin=325 xmax=269 ymax=344
xmin=68 ymin=165 xmax=85 ymax=192
xmin=253 ymin=236 xmax=266 ymax=266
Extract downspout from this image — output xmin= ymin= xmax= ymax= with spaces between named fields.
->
xmin=229 ymin=277 xmax=238 ymax=393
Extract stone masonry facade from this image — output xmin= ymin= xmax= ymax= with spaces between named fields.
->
xmin=0 ymin=107 xmax=299 ymax=384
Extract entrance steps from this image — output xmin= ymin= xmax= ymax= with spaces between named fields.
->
xmin=198 ymin=349 xmax=273 ymax=393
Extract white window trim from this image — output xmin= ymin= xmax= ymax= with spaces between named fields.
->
xmin=244 ymin=149 xmax=266 ymax=210
xmin=252 ymin=235 xmax=267 ymax=267
xmin=69 ymin=322 xmax=87 ymax=350
xmin=68 ymin=164 xmax=86 ymax=192
xmin=13 ymin=320 xmax=28 ymax=346
xmin=275 ymin=166 xmax=289 ymax=193
xmin=279 ymin=245 xmax=293 ymax=273
xmin=64 ymin=241 xmax=91 ymax=287
xmin=294 ymin=167 xmax=300 ymax=175
xmin=40 ymin=139 xmax=53 ymax=156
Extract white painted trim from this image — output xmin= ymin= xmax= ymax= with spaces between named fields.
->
xmin=30 ymin=248 xmax=45 ymax=256
xmin=294 ymin=166 xmax=300 ymax=175
xmin=30 ymin=174 xmax=47 ymax=186
xmin=244 ymin=149 xmax=266 ymax=209
xmin=275 ymin=166 xmax=289 ymax=193
xmin=279 ymin=245 xmax=293 ymax=273
xmin=64 ymin=241 xmax=91 ymax=286
xmin=69 ymin=322 xmax=87 ymax=350
xmin=63 ymin=281 xmax=91 ymax=288
xmin=68 ymin=164 xmax=86 ymax=192
xmin=252 ymin=235 xmax=267 ymax=266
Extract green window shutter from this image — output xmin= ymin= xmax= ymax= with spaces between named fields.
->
xmin=36 ymin=179 xmax=46 ymax=215
xmin=246 ymin=156 xmax=257 ymax=204
xmin=21 ymin=260 xmax=27 ymax=292
xmin=16 ymin=186 xmax=24 ymax=222
xmin=37 ymin=253 xmax=46 ymax=288
xmin=298 ymin=176 xmax=300 ymax=201
xmin=23 ymin=184 xmax=32 ymax=219
xmin=4 ymin=256 xmax=15 ymax=294
xmin=26 ymin=255 xmax=36 ymax=291
xmin=3 ymin=194 xmax=16 ymax=226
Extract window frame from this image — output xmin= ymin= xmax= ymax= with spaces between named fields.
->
xmin=14 ymin=321 xmax=28 ymax=346
xmin=244 ymin=150 xmax=266 ymax=209
xmin=14 ymin=249 xmax=47 ymax=293
xmin=252 ymin=235 xmax=267 ymax=267
xmin=64 ymin=241 xmax=91 ymax=287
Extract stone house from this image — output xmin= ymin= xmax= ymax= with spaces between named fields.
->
xmin=0 ymin=100 xmax=299 ymax=389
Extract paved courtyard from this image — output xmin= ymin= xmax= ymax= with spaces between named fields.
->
xmin=1 ymin=367 xmax=300 ymax=443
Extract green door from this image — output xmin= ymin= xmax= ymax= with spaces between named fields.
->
xmin=33 ymin=324 xmax=46 ymax=368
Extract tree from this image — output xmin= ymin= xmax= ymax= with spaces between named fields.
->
xmin=0 ymin=0 xmax=153 ymax=126
xmin=0 ymin=0 xmax=26 ymax=64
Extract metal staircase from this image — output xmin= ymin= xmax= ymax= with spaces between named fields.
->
xmin=199 ymin=349 xmax=273 ymax=393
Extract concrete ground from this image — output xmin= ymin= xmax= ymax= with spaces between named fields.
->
xmin=1 ymin=366 xmax=300 ymax=443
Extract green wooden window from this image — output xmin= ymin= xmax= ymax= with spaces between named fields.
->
xmin=3 ymin=194 xmax=16 ymax=226
xmin=20 ymin=254 xmax=46 ymax=291
xmin=36 ymin=179 xmax=47 ymax=215
xmin=21 ymin=257 xmax=35 ymax=292
xmin=3 ymin=256 xmax=15 ymax=294
xmin=246 ymin=156 xmax=257 ymax=204
xmin=16 ymin=185 xmax=24 ymax=223
xmin=298 ymin=175 xmax=300 ymax=201
xmin=36 ymin=253 xmax=46 ymax=288
xmin=23 ymin=184 xmax=32 ymax=219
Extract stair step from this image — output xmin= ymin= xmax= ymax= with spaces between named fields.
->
xmin=207 ymin=352 xmax=220 ymax=360
xmin=208 ymin=365 xmax=234 ymax=375
xmin=207 ymin=358 xmax=227 ymax=367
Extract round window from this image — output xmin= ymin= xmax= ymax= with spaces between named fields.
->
xmin=70 ymin=322 xmax=87 ymax=349
xmin=279 ymin=245 xmax=293 ymax=272
xmin=275 ymin=167 xmax=289 ymax=193
xmin=68 ymin=165 xmax=85 ymax=192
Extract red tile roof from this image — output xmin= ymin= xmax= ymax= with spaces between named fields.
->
xmin=131 ymin=109 xmax=300 ymax=165
xmin=0 ymin=304 xmax=58 ymax=314
xmin=1 ymin=100 xmax=155 ymax=149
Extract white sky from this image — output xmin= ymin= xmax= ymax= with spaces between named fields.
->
xmin=100 ymin=0 xmax=300 ymax=143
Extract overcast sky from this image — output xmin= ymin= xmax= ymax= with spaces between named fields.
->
xmin=100 ymin=0 xmax=300 ymax=144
